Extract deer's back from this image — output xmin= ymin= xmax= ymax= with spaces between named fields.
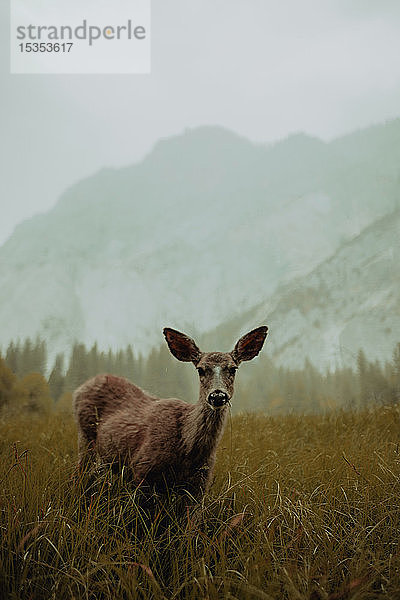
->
xmin=73 ymin=374 xmax=155 ymax=443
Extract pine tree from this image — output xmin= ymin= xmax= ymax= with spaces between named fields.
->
xmin=124 ymin=344 xmax=136 ymax=379
xmin=87 ymin=343 xmax=100 ymax=377
xmin=65 ymin=343 xmax=89 ymax=391
xmin=392 ymin=343 xmax=400 ymax=403
xmin=20 ymin=338 xmax=33 ymax=376
xmin=31 ymin=337 xmax=47 ymax=374
xmin=48 ymin=354 xmax=65 ymax=401
xmin=357 ymin=349 xmax=369 ymax=407
xmin=5 ymin=341 xmax=19 ymax=375
xmin=115 ymin=350 xmax=125 ymax=377
xmin=0 ymin=356 xmax=17 ymax=411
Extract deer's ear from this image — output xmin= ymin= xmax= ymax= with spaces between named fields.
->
xmin=232 ymin=326 xmax=268 ymax=363
xmin=163 ymin=328 xmax=201 ymax=363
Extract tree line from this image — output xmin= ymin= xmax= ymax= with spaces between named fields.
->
xmin=0 ymin=337 xmax=399 ymax=415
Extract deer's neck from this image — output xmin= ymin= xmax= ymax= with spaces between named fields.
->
xmin=182 ymin=400 xmax=228 ymax=465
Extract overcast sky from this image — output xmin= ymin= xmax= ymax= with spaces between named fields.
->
xmin=1 ymin=0 xmax=400 ymax=246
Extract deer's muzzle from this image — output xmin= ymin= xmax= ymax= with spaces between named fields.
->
xmin=208 ymin=390 xmax=230 ymax=408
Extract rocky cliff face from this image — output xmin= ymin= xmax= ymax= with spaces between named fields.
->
xmin=217 ymin=208 xmax=400 ymax=369
xmin=1 ymin=120 xmax=399 ymax=365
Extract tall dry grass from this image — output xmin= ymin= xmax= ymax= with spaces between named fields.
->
xmin=1 ymin=406 xmax=400 ymax=599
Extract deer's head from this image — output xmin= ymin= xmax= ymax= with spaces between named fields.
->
xmin=163 ymin=326 xmax=268 ymax=409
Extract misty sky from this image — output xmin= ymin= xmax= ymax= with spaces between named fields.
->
xmin=1 ymin=0 xmax=400 ymax=246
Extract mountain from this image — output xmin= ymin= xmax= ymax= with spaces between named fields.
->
xmin=212 ymin=208 xmax=400 ymax=370
xmin=0 ymin=120 xmax=399 ymax=363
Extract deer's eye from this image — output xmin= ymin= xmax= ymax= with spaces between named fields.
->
xmin=197 ymin=367 xmax=205 ymax=377
xmin=229 ymin=367 xmax=237 ymax=376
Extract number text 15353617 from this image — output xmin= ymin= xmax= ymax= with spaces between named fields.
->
xmin=19 ymin=42 xmax=74 ymax=53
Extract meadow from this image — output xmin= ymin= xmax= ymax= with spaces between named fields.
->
xmin=1 ymin=406 xmax=400 ymax=600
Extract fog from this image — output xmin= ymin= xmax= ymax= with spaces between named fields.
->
xmin=1 ymin=0 xmax=400 ymax=245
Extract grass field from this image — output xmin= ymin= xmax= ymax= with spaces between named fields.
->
xmin=1 ymin=406 xmax=400 ymax=599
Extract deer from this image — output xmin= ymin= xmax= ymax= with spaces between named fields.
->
xmin=73 ymin=326 xmax=268 ymax=503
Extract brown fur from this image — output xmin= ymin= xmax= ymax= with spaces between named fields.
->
xmin=73 ymin=326 xmax=268 ymax=500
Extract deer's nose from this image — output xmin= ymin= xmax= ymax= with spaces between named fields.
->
xmin=208 ymin=390 xmax=230 ymax=408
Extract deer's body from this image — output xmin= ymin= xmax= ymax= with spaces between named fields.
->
xmin=73 ymin=327 xmax=268 ymax=499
